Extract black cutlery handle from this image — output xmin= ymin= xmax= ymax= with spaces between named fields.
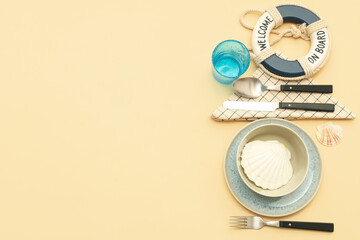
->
xmin=280 ymin=221 xmax=334 ymax=232
xmin=279 ymin=102 xmax=335 ymax=112
xmin=280 ymin=85 xmax=333 ymax=93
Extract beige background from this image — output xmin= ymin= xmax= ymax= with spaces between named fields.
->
xmin=0 ymin=0 xmax=358 ymax=239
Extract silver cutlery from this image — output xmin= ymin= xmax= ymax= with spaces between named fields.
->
xmin=223 ymin=101 xmax=335 ymax=112
xmin=230 ymin=216 xmax=334 ymax=232
xmin=232 ymin=77 xmax=333 ymax=98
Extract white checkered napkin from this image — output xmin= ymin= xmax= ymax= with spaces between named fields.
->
xmin=211 ymin=68 xmax=356 ymax=121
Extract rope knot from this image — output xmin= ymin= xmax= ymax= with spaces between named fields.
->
xmin=288 ymin=23 xmax=309 ymax=39
xmin=239 ymin=9 xmax=312 ymax=51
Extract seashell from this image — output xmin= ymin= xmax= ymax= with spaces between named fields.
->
xmin=240 ymin=140 xmax=293 ymax=190
xmin=316 ymin=122 xmax=343 ymax=147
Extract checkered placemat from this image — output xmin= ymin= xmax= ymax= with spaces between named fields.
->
xmin=211 ymin=68 xmax=356 ymax=121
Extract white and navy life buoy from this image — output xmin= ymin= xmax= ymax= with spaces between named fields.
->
xmin=252 ymin=5 xmax=330 ymax=80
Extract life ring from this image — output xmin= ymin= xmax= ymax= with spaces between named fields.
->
xmin=252 ymin=5 xmax=330 ymax=80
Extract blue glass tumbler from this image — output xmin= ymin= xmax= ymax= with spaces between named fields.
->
xmin=212 ymin=40 xmax=250 ymax=84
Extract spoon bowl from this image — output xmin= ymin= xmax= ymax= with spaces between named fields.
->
xmin=232 ymin=77 xmax=273 ymax=98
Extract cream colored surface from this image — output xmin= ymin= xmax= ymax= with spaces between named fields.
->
xmin=0 ymin=0 xmax=358 ymax=239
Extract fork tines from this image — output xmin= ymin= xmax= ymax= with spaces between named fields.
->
xmin=229 ymin=216 xmax=248 ymax=228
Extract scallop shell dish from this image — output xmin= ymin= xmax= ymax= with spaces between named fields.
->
xmin=241 ymin=140 xmax=293 ymax=190
xmin=316 ymin=122 xmax=343 ymax=147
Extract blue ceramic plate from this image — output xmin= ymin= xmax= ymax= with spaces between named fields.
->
xmin=224 ymin=118 xmax=322 ymax=217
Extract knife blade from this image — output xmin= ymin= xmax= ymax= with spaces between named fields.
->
xmin=223 ymin=101 xmax=335 ymax=112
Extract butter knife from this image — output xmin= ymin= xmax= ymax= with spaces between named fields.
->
xmin=223 ymin=101 xmax=335 ymax=112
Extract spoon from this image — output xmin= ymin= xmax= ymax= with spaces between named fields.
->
xmin=232 ymin=77 xmax=333 ymax=99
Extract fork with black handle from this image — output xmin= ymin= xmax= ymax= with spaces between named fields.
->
xmin=230 ymin=216 xmax=334 ymax=232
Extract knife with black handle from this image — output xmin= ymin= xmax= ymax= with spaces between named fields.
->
xmin=223 ymin=101 xmax=335 ymax=112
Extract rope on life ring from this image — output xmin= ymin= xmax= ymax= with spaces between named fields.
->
xmin=240 ymin=5 xmax=330 ymax=81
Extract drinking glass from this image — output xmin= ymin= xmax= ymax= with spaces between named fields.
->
xmin=212 ymin=40 xmax=250 ymax=84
